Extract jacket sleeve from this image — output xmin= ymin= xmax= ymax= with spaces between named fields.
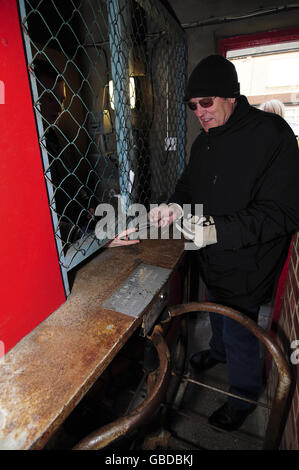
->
xmin=213 ymin=129 xmax=299 ymax=250
xmin=168 ymin=138 xmax=200 ymax=206
xmin=169 ymin=165 xmax=192 ymax=207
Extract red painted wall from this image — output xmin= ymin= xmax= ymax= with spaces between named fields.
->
xmin=0 ymin=0 xmax=66 ymax=355
xmin=218 ymin=27 xmax=299 ymax=56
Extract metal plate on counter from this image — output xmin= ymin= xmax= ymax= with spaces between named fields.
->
xmin=102 ymin=263 xmax=171 ymax=318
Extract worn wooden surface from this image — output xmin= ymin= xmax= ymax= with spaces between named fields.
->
xmin=0 ymin=238 xmax=185 ymax=450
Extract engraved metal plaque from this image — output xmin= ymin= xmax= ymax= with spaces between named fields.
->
xmin=102 ymin=263 xmax=171 ymax=318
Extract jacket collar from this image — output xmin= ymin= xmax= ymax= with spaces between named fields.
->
xmin=206 ymin=95 xmax=251 ymax=136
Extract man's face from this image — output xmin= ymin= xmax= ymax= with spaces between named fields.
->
xmin=188 ymin=96 xmax=236 ymax=132
xmin=39 ymin=74 xmax=66 ymax=125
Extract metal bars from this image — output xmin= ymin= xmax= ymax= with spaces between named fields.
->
xmin=19 ymin=0 xmax=186 ymax=294
xmin=168 ymin=301 xmax=292 ymax=450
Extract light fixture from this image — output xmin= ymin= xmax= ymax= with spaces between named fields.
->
xmin=129 ymin=77 xmax=136 ymax=109
xmin=108 ymin=78 xmax=136 ymax=110
xmin=103 ymin=109 xmax=112 ymax=134
xmin=101 ymin=84 xmax=113 ymax=134
xmin=109 ymin=79 xmax=114 ymax=110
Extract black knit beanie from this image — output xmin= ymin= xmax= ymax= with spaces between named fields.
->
xmin=184 ymin=54 xmax=240 ymax=101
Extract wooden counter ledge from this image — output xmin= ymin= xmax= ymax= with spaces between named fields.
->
xmin=0 ymin=238 xmax=185 ymax=450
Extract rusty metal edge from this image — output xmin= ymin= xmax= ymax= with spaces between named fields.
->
xmin=72 ymin=325 xmax=171 ymax=450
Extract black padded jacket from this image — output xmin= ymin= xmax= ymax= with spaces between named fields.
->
xmin=171 ymin=95 xmax=299 ymax=309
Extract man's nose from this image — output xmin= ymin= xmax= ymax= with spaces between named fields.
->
xmin=194 ymin=106 xmax=205 ymax=118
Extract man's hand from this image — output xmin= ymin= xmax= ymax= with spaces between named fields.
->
xmin=176 ymin=215 xmax=217 ymax=248
xmin=148 ymin=203 xmax=183 ymax=227
xmin=105 ymin=227 xmax=140 ymax=247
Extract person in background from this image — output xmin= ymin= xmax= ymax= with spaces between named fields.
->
xmin=259 ymin=99 xmax=286 ymax=118
xmin=260 ymin=99 xmax=299 ymax=142
xmin=148 ymin=54 xmax=299 ymax=432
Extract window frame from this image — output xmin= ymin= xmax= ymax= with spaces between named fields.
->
xmin=218 ymin=27 xmax=299 ymax=57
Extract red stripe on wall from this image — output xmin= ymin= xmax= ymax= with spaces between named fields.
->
xmin=0 ymin=0 xmax=66 ymax=354
xmin=218 ymin=27 xmax=299 ymax=56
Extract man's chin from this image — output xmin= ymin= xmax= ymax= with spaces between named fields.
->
xmin=202 ymin=123 xmax=214 ymax=132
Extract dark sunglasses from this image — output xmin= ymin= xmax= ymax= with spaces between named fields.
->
xmin=186 ymin=97 xmax=215 ymax=110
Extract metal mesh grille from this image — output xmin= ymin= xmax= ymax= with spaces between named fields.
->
xmin=19 ymin=0 xmax=186 ymax=293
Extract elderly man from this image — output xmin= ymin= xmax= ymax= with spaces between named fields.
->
xmin=149 ymin=54 xmax=299 ymax=431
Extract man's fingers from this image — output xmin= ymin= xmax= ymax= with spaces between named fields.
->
xmin=115 ymin=227 xmax=137 ymax=239
xmin=108 ymin=238 xmax=140 ymax=247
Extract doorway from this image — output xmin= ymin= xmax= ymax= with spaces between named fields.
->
xmin=218 ymin=28 xmax=299 ymax=137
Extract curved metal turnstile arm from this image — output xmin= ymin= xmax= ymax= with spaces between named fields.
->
xmin=168 ymin=301 xmax=292 ymax=450
xmin=73 ymin=325 xmax=171 ymax=450
xmin=73 ymin=301 xmax=291 ymax=450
